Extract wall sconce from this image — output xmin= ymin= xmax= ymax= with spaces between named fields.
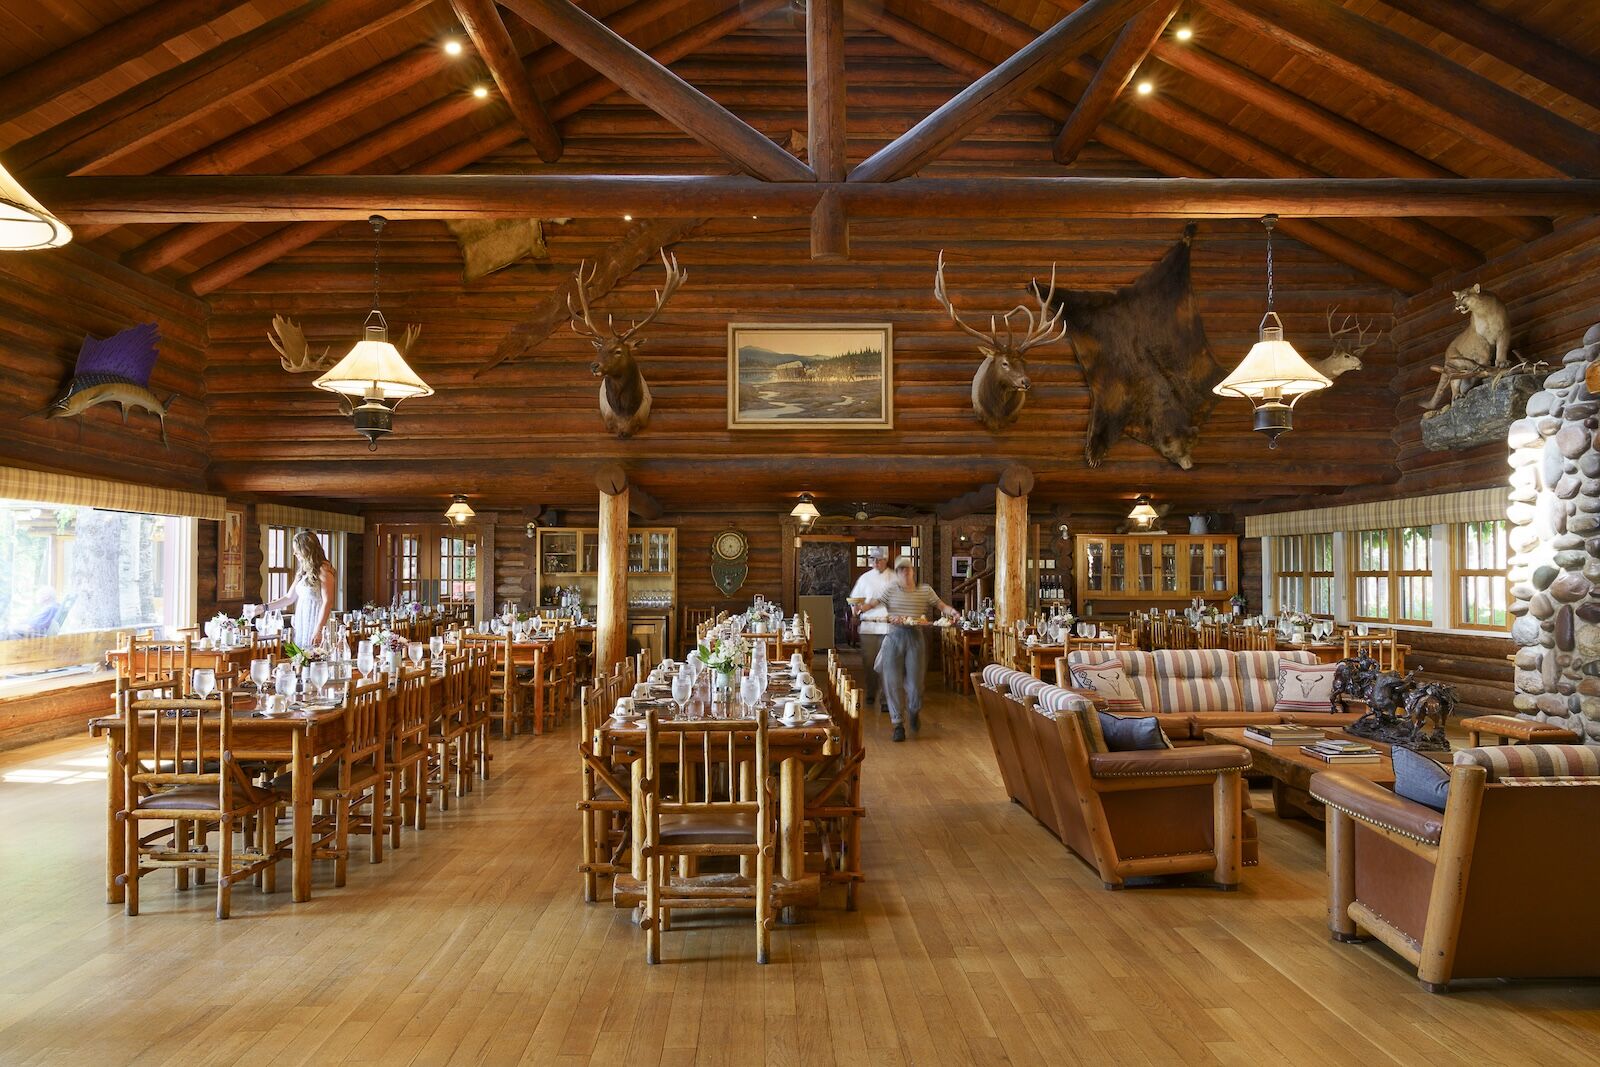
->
xmin=1128 ymin=494 xmax=1160 ymax=530
xmin=790 ymin=492 xmax=820 ymax=532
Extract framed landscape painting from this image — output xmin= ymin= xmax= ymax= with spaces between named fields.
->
xmin=727 ymin=322 xmax=893 ymax=429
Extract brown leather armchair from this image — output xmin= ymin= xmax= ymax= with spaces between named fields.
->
xmin=973 ymin=671 xmax=1254 ymax=890
xmin=1310 ymin=747 xmax=1600 ymax=991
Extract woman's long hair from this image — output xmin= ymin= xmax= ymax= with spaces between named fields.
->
xmin=292 ymin=531 xmax=332 ymax=588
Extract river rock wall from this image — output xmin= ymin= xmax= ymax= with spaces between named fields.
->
xmin=1508 ymin=322 xmax=1600 ymax=743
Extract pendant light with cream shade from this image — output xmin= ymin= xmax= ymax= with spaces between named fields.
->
xmin=313 ymin=215 xmax=432 ymax=449
xmin=1212 ymin=215 xmax=1331 ymax=448
xmin=0 ymin=158 xmax=71 ymax=249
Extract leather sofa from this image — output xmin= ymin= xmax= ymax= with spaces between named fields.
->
xmin=1059 ymin=648 xmax=1365 ymax=745
xmin=974 ymin=665 xmax=1254 ymax=890
xmin=1310 ymin=744 xmax=1600 ymax=991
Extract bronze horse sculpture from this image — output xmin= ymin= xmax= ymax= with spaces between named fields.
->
xmin=1331 ymin=654 xmax=1455 ymax=752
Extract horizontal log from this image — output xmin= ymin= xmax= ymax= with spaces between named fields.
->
xmin=36 ymin=176 xmax=1600 ymax=223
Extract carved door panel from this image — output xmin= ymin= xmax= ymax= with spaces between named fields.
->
xmin=796 ymin=539 xmax=855 ymax=640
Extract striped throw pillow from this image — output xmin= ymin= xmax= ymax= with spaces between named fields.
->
xmin=1274 ymin=661 xmax=1337 ymax=714
xmin=1069 ymin=661 xmax=1145 ymax=714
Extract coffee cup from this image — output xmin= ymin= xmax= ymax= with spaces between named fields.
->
xmin=782 ymin=700 xmax=802 ymax=722
xmin=633 ymin=683 xmax=652 ymax=699
xmin=801 ymin=683 xmax=820 ymax=702
xmin=615 ymin=696 xmax=634 ymax=717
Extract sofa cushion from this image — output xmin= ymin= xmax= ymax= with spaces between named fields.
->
xmin=1274 ymin=660 xmax=1339 ymax=714
xmin=1033 ymin=688 xmax=1105 ymax=752
xmin=982 ymin=663 xmax=1019 ymax=689
xmin=1099 ymin=713 xmax=1172 ymax=752
xmin=1068 ymin=661 xmax=1145 ymax=713
xmin=1151 ymin=649 xmax=1244 ymax=714
xmin=1454 ymin=744 xmax=1600 ymax=782
xmin=1037 ymin=685 xmax=1094 ymax=715
xmin=1234 ymin=650 xmax=1316 ymax=713
xmin=1392 ymin=745 xmax=1451 ymax=812
xmin=1010 ymin=674 xmax=1052 ymax=702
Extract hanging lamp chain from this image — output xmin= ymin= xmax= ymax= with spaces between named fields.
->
xmin=1262 ymin=213 xmax=1277 ymax=314
xmin=369 ymin=214 xmax=386 ymax=314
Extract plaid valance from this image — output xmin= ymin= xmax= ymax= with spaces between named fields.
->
xmin=1244 ymin=488 xmax=1509 ymax=538
xmin=0 ymin=465 xmax=225 ymax=520
xmin=256 ymin=502 xmax=364 ymax=534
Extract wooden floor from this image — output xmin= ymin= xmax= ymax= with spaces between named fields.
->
xmin=3 ymin=678 xmax=1598 ymax=1066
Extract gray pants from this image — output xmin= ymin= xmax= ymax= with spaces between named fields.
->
xmin=878 ymin=626 xmax=925 ymax=726
xmin=859 ymin=631 xmax=886 ymax=708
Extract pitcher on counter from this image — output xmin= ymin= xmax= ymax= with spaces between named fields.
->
xmin=861 ymin=555 xmax=958 ymax=742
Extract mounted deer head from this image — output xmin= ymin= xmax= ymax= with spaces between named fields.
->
xmin=269 ymin=314 xmax=332 ymax=374
xmin=568 ymin=249 xmax=686 ymax=438
xmin=934 ymin=250 xmax=1066 ymax=432
xmin=1311 ymin=307 xmax=1378 ymax=381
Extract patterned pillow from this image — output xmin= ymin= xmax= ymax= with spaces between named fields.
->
xmin=1068 ymin=661 xmax=1145 ymax=713
xmin=1274 ymin=661 xmax=1338 ymax=714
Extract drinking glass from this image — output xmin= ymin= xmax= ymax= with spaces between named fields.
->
xmin=408 ymin=642 xmax=425 ymax=667
xmin=430 ymin=635 xmax=445 ymax=661
xmin=273 ymin=665 xmax=296 ymax=700
xmin=357 ymin=648 xmax=376 ymax=680
xmin=192 ymin=668 xmax=216 ymax=700
xmin=740 ymin=671 xmax=762 ymax=716
xmin=250 ymin=658 xmax=271 ymax=692
xmin=307 ymin=660 xmax=330 ymax=699
xmin=671 ymin=670 xmax=692 ymax=716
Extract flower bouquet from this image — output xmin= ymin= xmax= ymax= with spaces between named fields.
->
xmin=697 ymin=633 xmax=751 ymax=675
xmin=373 ymin=629 xmax=410 ymax=659
xmin=282 ymin=640 xmax=328 ymax=669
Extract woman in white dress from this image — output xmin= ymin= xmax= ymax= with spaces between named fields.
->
xmin=265 ymin=531 xmax=337 ymax=648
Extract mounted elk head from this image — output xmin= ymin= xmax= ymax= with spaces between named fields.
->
xmin=934 ymin=251 xmax=1066 ymax=432
xmin=1311 ymin=307 xmax=1378 ymax=382
xmin=568 ymin=250 xmax=686 ymax=438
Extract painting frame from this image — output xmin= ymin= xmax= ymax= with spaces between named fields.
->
xmin=218 ymin=503 xmax=246 ymax=602
xmin=727 ymin=322 xmax=894 ymax=430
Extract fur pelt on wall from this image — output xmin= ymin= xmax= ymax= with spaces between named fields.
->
xmin=1036 ymin=225 xmax=1221 ymax=470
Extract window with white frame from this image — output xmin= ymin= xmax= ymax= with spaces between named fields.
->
xmin=1350 ymin=526 xmax=1432 ymax=624
xmin=1273 ymin=533 xmax=1337 ymax=617
xmin=1454 ymin=520 xmax=1509 ymax=631
xmin=261 ymin=525 xmax=345 ymax=610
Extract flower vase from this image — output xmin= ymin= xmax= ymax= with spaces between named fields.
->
xmin=712 ymin=669 xmax=734 ymax=703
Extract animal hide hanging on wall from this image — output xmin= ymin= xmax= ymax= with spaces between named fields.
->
xmin=444 ymin=218 xmax=550 ymax=283
xmin=41 ymin=322 xmax=175 ymax=448
xmin=1037 ymin=224 xmax=1221 ymax=470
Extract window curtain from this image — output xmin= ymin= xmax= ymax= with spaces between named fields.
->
xmin=1244 ymin=488 xmax=1508 ymax=539
xmin=255 ymin=503 xmax=364 ymax=534
xmin=0 ymin=465 xmax=225 ymax=520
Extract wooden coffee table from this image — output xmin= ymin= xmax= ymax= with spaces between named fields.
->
xmin=1203 ymin=727 xmax=1406 ymax=822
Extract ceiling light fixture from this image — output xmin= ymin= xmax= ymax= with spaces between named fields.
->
xmin=1127 ymin=494 xmax=1160 ymax=529
xmin=313 ymin=215 xmax=433 ymax=450
xmin=0 ymin=158 xmax=71 ymax=249
xmin=443 ymin=37 xmax=464 ymax=56
xmin=1212 ymin=215 xmax=1332 ymax=448
xmin=472 ymin=85 xmax=489 ymax=98
xmin=790 ymin=492 xmax=820 ymax=532
xmin=445 ymin=494 xmax=475 ymax=525
xmin=1174 ymin=25 xmax=1193 ymax=41
xmin=1135 ymin=79 xmax=1154 ymax=95
xmin=623 ymin=214 xmax=633 ymax=221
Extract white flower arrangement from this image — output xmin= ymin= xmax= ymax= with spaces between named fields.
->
xmin=697 ymin=633 xmax=751 ymax=674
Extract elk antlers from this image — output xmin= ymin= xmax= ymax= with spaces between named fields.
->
xmin=269 ymin=314 xmax=332 ymax=373
xmin=933 ymin=251 xmax=1066 ymax=355
xmin=568 ymin=249 xmax=686 ymax=345
xmin=1326 ymin=306 xmax=1378 ymax=359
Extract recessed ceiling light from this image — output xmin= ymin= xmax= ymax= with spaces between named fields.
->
xmin=472 ymin=85 xmax=489 ymax=98
xmin=1136 ymin=80 xmax=1154 ymax=95
xmin=1174 ymin=26 xmax=1193 ymax=41
xmin=623 ymin=214 xmax=633 ymax=221
xmin=443 ymin=38 xmax=464 ymax=56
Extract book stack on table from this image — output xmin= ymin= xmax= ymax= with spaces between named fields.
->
xmin=1299 ymin=738 xmax=1382 ymax=764
xmin=1243 ymin=724 xmax=1326 ymax=746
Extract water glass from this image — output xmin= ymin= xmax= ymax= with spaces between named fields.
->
xmin=430 ymin=636 xmax=445 ymax=661
xmin=250 ymin=658 xmax=271 ymax=691
xmin=671 ymin=670 xmax=692 ymax=714
xmin=739 ymin=672 xmax=763 ymax=715
xmin=408 ymin=642 xmax=425 ymax=667
xmin=307 ymin=661 xmax=330 ymax=699
xmin=192 ymin=668 xmax=216 ymax=700
xmin=357 ymin=649 xmax=377 ymax=680
xmin=274 ymin=665 xmax=297 ymax=701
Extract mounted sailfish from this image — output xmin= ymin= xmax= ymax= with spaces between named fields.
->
xmin=42 ymin=322 xmax=175 ymax=448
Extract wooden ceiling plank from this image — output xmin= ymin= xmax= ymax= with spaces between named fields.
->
xmin=450 ymin=0 xmax=564 ymax=162
xmin=849 ymin=3 xmax=1432 ymax=292
xmin=0 ymin=0 xmax=240 ymax=127
xmin=1052 ymin=0 xmax=1178 ymax=165
xmin=44 ymin=174 xmax=1597 ymax=223
xmin=1144 ymin=39 xmax=1550 ymax=243
xmin=10 ymin=0 xmax=434 ymax=177
xmin=182 ymin=0 xmax=789 ymax=295
xmin=497 ymin=0 xmax=814 ymax=181
xmin=849 ymin=0 xmax=1159 ymax=183
xmin=1200 ymin=0 xmax=1598 ymax=178
xmin=808 ymin=0 xmax=849 ymax=259
xmin=1377 ymin=0 xmax=1600 ymax=114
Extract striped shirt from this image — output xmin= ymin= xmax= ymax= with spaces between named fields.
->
xmin=878 ymin=583 xmax=942 ymax=623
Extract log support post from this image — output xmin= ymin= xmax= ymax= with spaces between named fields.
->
xmin=993 ymin=465 xmax=1033 ymax=629
xmin=596 ymin=464 xmax=632 ymax=675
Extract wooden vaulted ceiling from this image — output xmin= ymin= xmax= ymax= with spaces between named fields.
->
xmin=2 ymin=0 xmax=1598 ymax=516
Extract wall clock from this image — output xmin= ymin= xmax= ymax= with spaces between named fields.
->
xmin=711 ymin=528 xmax=749 ymax=598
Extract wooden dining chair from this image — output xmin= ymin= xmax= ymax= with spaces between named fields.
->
xmin=272 ymin=676 xmax=388 ymax=887
xmin=1344 ymin=631 xmax=1400 ymax=670
xmin=578 ymin=677 xmax=632 ymax=903
xmin=118 ymin=634 xmax=193 ymax=696
xmin=641 ymin=710 xmax=775 ymax=964
xmin=121 ymin=691 xmax=278 ymax=918
xmin=465 ymin=630 xmax=518 ymax=738
xmin=386 ymin=665 xmax=430 ymax=848
xmin=428 ymin=650 xmax=473 ymax=809
xmin=805 ymin=681 xmax=865 ymax=910
xmin=464 ymin=644 xmax=494 ymax=780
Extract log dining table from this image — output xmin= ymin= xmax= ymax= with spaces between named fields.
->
xmin=594 ymin=668 xmax=840 ymax=920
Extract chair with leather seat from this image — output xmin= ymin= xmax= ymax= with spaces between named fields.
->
xmin=641 ymin=709 xmax=774 ymax=963
xmin=1311 ymin=744 xmax=1600 ymax=991
xmin=121 ymin=691 xmax=278 ymax=918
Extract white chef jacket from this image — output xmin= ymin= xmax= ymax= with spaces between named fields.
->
xmin=850 ymin=567 xmax=898 ymax=636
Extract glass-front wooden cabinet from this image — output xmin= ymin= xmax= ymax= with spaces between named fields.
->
xmin=534 ymin=526 xmax=677 ymax=615
xmin=1074 ymin=534 xmax=1236 ymax=608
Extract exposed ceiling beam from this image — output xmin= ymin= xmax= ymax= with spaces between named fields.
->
xmin=41 ymin=175 xmax=1598 ymax=223
xmin=807 ymin=0 xmax=849 ymax=259
xmin=9 ymin=0 xmax=433 ymax=177
xmin=0 ymin=0 xmax=238 ymax=127
xmin=497 ymin=0 xmax=814 ymax=181
xmin=1052 ymin=1 xmax=1177 ymax=165
xmin=450 ymin=0 xmax=564 ymax=162
xmin=181 ymin=0 xmax=790 ymax=295
xmin=1200 ymin=0 xmax=1599 ymax=178
xmin=1376 ymin=0 xmax=1600 ymax=114
xmin=850 ymin=0 xmax=1157 ymax=182
xmin=851 ymin=3 xmax=1431 ymax=291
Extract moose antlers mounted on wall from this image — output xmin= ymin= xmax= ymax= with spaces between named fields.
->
xmin=269 ymin=314 xmax=422 ymax=416
xmin=933 ymin=251 xmax=1067 ymax=432
xmin=568 ymin=249 xmax=686 ymax=438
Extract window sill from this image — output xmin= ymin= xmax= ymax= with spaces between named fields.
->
xmin=0 ymin=667 xmax=115 ymax=705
